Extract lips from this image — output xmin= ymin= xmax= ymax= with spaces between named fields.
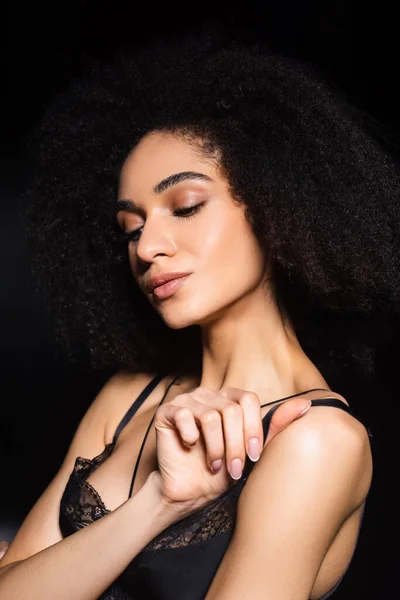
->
xmin=147 ymin=271 xmax=192 ymax=293
xmin=152 ymin=274 xmax=191 ymax=299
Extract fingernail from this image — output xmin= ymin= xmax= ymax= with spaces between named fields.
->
xmin=299 ymin=400 xmax=312 ymax=416
xmin=211 ymin=459 xmax=223 ymax=472
xmin=230 ymin=458 xmax=243 ymax=480
xmin=247 ymin=437 xmax=261 ymax=461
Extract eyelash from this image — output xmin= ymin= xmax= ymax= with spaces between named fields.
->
xmin=121 ymin=201 xmax=206 ymax=243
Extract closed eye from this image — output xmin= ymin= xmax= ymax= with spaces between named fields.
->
xmin=120 ymin=201 xmax=206 ymax=243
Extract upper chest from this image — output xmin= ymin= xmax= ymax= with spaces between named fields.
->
xmin=83 ymin=375 xmax=346 ymax=513
xmin=84 ymin=374 xmax=196 ymax=508
xmin=62 ymin=377 xmax=358 ymax=600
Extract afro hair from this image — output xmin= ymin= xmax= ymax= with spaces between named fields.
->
xmin=21 ymin=28 xmax=400 ymax=385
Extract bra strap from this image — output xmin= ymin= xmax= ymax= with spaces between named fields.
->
xmin=242 ymin=397 xmax=354 ymax=480
xmin=112 ymin=373 xmax=164 ymax=445
xmin=128 ymin=374 xmax=180 ymax=498
xmin=309 ymin=398 xmax=352 ymax=413
xmin=260 ymin=388 xmax=331 ymax=408
xmin=261 ymin=397 xmax=352 ymax=442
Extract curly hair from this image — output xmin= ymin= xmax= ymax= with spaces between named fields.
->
xmin=21 ymin=28 xmax=400 ymax=385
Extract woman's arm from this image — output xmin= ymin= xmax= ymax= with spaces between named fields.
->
xmin=0 ymin=371 xmax=178 ymax=600
xmin=205 ymin=404 xmax=373 ymax=600
xmin=0 ymin=471 xmax=176 ymax=600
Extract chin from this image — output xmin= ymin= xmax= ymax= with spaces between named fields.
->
xmin=162 ymin=316 xmax=199 ymax=330
xmin=156 ymin=306 xmax=196 ymax=329
xmin=157 ymin=301 xmax=210 ymax=330
xmin=161 ymin=308 xmax=222 ymax=330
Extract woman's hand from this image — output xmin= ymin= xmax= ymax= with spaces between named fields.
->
xmin=153 ymin=386 xmax=311 ymax=514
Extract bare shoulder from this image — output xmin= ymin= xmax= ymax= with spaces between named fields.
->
xmin=66 ymin=370 xmax=158 ymax=450
xmin=206 ymin=393 xmax=372 ymax=600
xmin=293 ymin=391 xmax=369 ymax=455
xmin=102 ymin=370 xmax=198 ymax=438
xmin=256 ymin=393 xmax=373 ymax=510
xmin=103 ymin=370 xmax=166 ymax=443
xmin=294 ymin=388 xmax=370 ymax=453
xmin=0 ymin=370 xmax=159 ymax=568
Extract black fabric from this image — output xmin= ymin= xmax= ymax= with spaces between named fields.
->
xmin=59 ymin=375 xmax=367 ymax=599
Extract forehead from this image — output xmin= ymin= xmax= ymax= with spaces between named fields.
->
xmin=119 ymin=132 xmax=218 ymax=196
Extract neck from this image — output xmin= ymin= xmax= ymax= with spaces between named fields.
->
xmin=198 ymin=286 xmax=329 ymax=405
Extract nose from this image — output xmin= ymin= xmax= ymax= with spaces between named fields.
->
xmin=134 ymin=216 xmax=177 ymax=264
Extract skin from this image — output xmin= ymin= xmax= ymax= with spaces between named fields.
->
xmin=0 ymin=544 xmax=7 ymax=560
xmin=116 ymin=130 xmax=372 ymax=599
xmin=117 ymin=130 xmax=330 ymax=403
xmin=116 ymin=128 xmax=330 ymax=490
xmin=0 ymin=131 xmax=371 ymax=599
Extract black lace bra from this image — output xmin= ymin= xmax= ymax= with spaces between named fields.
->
xmin=59 ymin=374 xmax=366 ymax=600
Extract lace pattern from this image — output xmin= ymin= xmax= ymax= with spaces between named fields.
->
xmin=60 ymin=443 xmax=252 ymax=551
xmin=97 ymin=583 xmax=133 ymax=600
xmin=60 ymin=444 xmax=113 ymax=532
xmin=144 ymin=476 xmax=247 ymax=553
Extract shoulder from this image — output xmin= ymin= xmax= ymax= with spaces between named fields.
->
xmin=242 ymin=398 xmax=373 ymax=515
xmin=90 ymin=370 xmax=156 ymax=419
xmin=102 ymin=370 xmax=168 ymax=443
xmin=205 ymin=397 xmax=372 ymax=599
xmin=62 ymin=370 xmax=160 ymax=455
xmin=0 ymin=370 xmax=163 ymax=568
xmin=276 ymin=395 xmax=370 ymax=456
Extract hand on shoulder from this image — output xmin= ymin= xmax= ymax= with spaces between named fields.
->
xmin=252 ymin=401 xmax=373 ymax=515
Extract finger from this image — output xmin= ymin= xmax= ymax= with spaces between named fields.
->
xmin=264 ymin=398 xmax=312 ymax=446
xmin=198 ymin=408 xmax=225 ymax=472
xmin=162 ymin=402 xmax=200 ymax=447
xmin=220 ymin=402 xmax=246 ymax=480
xmin=172 ymin=393 xmax=226 ymax=472
xmin=219 ymin=387 xmax=263 ymax=464
xmin=192 ymin=388 xmax=247 ymax=479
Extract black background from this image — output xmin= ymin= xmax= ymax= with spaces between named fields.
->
xmin=2 ymin=1 xmax=398 ymax=597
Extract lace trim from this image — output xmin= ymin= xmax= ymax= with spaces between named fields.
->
xmin=60 ymin=447 xmax=251 ymax=553
xmin=143 ymin=475 xmax=247 ymax=553
xmin=61 ymin=471 xmax=110 ymax=528
xmin=60 ymin=395 xmax=364 ymax=561
xmin=60 ymin=445 xmax=115 ymax=531
xmin=80 ymin=478 xmax=111 ymax=515
xmin=61 ymin=434 xmax=257 ymax=552
xmin=97 ymin=583 xmax=133 ymax=600
xmin=74 ymin=441 xmax=115 ymax=474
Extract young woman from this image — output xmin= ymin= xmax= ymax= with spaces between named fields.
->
xmin=1 ymin=28 xmax=397 ymax=599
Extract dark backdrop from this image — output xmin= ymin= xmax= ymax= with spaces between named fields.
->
xmin=2 ymin=1 xmax=398 ymax=597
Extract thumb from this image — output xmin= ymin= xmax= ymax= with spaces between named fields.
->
xmin=264 ymin=398 xmax=312 ymax=446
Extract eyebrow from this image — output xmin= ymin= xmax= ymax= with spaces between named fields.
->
xmin=116 ymin=171 xmax=213 ymax=213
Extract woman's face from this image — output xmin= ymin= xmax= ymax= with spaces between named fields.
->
xmin=117 ymin=131 xmax=268 ymax=329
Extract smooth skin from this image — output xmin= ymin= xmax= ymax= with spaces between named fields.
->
xmin=0 ymin=545 xmax=6 ymax=561
xmin=0 ymin=375 xmax=315 ymax=600
xmin=0 ymin=130 xmax=372 ymax=600
xmin=117 ymin=131 xmax=372 ymax=599
xmin=152 ymin=385 xmax=313 ymax=509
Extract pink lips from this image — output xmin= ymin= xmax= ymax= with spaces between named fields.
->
xmin=152 ymin=275 xmax=190 ymax=299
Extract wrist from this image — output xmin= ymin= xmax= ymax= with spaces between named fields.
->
xmin=139 ymin=471 xmax=185 ymax=526
xmin=144 ymin=471 xmax=207 ymax=523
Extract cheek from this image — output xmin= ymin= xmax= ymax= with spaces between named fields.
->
xmin=201 ymin=212 xmax=265 ymax=287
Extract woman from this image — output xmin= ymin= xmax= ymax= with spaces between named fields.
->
xmin=1 ymin=28 xmax=397 ymax=599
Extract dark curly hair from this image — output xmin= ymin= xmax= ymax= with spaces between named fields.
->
xmin=21 ymin=28 xmax=400 ymax=386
